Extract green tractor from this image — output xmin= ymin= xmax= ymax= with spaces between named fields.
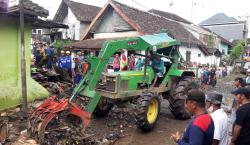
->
xmin=29 ymin=32 xmax=198 ymax=143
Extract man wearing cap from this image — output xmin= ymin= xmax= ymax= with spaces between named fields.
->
xmin=171 ymin=89 xmax=214 ymax=145
xmin=206 ymin=93 xmax=229 ymax=145
xmin=230 ymin=77 xmax=246 ymax=126
xmin=58 ymin=50 xmax=67 ymax=70
xmin=230 ymin=87 xmax=250 ymax=145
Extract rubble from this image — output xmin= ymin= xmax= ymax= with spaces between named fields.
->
xmin=0 ymin=119 xmax=8 ymax=143
xmin=31 ymin=67 xmax=73 ymax=95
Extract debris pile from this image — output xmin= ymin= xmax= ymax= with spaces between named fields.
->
xmin=0 ymin=108 xmax=31 ymax=145
xmin=31 ymin=67 xmax=72 ymax=95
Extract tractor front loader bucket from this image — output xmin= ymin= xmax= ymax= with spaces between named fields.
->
xmin=29 ymin=96 xmax=91 ymax=144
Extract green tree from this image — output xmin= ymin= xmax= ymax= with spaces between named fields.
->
xmin=53 ymin=39 xmax=73 ymax=54
xmin=229 ymin=40 xmax=244 ymax=65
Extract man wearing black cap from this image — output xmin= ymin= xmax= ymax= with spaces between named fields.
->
xmin=230 ymin=77 xmax=246 ymax=128
xmin=230 ymin=87 xmax=250 ymax=145
xmin=206 ymin=93 xmax=229 ymax=145
xmin=171 ymin=89 xmax=214 ymax=145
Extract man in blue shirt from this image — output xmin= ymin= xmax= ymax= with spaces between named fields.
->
xmin=202 ymin=66 xmax=210 ymax=91
xmin=58 ymin=50 xmax=67 ymax=70
xmin=135 ymin=57 xmax=143 ymax=71
xmin=171 ymin=89 xmax=214 ymax=145
xmin=45 ymin=44 xmax=54 ymax=69
xmin=152 ymin=55 xmax=164 ymax=77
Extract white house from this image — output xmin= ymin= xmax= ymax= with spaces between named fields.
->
xmin=53 ymin=0 xmax=101 ymax=40
xmin=149 ymin=9 xmax=232 ymax=66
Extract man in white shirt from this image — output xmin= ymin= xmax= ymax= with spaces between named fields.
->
xmin=206 ymin=93 xmax=229 ymax=145
xmin=246 ymin=69 xmax=250 ymax=85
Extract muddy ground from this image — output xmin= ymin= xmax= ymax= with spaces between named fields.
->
xmin=1 ymin=74 xmax=238 ymax=145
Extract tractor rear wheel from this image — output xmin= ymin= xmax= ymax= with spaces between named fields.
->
xmin=169 ymin=77 xmax=199 ymax=119
xmin=94 ymin=98 xmax=113 ymax=117
xmin=135 ymin=92 xmax=160 ymax=132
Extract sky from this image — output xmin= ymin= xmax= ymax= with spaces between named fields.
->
xmin=31 ymin=0 xmax=250 ymax=24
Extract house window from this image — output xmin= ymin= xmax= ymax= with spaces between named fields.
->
xmin=32 ymin=29 xmax=36 ymax=34
xmin=198 ymin=53 xmax=201 ymax=57
xmin=37 ymin=30 xmax=42 ymax=34
xmin=186 ymin=51 xmax=191 ymax=62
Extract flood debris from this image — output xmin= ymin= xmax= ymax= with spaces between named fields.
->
xmin=31 ymin=68 xmax=73 ymax=95
xmin=0 ymin=118 xmax=8 ymax=143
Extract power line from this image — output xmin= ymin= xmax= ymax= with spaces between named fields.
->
xmin=131 ymin=0 xmax=150 ymax=11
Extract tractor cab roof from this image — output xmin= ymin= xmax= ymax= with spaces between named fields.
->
xmin=139 ymin=33 xmax=181 ymax=50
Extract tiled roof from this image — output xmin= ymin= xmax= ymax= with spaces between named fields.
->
xmin=53 ymin=0 xmax=101 ymax=23
xmin=148 ymin=9 xmax=192 ymax=24
xmin=65 ymin=38 xmax=122 ymax=49
xmin=8 ymin=0 xmax=49 ymax=17
xmin=111 ymin=0 xmax=203 ymax=46
xmin=29 ymin=19 xmax=68 ymax=29
xmin=200 ymin=13 xmax=239 ymax=26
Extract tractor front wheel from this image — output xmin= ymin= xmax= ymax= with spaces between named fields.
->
xmin=135 ymin=93 xmax=160 ymax=132
xmin=169 ymin=77 xmax=199 ymax=119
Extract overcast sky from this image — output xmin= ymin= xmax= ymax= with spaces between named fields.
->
xmin=32 ymin=0 xmax=250 ymax=24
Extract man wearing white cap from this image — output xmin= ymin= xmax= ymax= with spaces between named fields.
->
xmin=206 ymin=93 xmax=229 ymax=145
xmin=58 ymin=50 xmax=67 ymax=70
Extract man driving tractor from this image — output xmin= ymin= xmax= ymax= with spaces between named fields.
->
xmin=152 ymin=55 xmax=164 ymax=77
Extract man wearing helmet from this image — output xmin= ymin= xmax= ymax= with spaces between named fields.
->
xmin=58 ymin=50 xmax=67 ymax=70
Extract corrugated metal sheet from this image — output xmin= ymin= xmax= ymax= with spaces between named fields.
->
xmin=140 ymin=33 xmax=178 ymax=46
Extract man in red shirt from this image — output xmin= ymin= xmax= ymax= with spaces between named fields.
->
xmin=171 ymin=89 xmax=214 ymax=145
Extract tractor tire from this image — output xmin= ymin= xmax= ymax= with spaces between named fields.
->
xmin=135 ymin=92 xmax=160 ymax=132
xmin=169 ymin=77 xmax=199 ymax=119
xmin=94 ymin=98 xmax=113 ymax=118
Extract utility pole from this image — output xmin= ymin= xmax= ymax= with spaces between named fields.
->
xmin=19 ymin=0 xmax=28 ymax=118
xmin=244 ymin=16 xmax=249 ymax=47
xmin=188 ymin=0 xmax=195 ymax=49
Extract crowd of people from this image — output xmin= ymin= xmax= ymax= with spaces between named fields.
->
xmin=113 ymin=53 xmax=143 ymax=72
xmin=197 ymin=65 xmax=228 ymax=91
xmin=170 ymin=74 xmax=250 ymax=145
xmin=32 ymin=41 xmax=88 ymax=85
xmin=57 ymin=50 xmax=88 ymax=84
xmin=112 ymin=53 xmax=164 ymax=74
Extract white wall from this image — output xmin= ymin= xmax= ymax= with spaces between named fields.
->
xmin=179 ymin=45 xmax=206 ymax=64
xmin=59 ymin=8 xmax=81 ymax=40
xmin=179 ymin=45 xmax=220 ymax=66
